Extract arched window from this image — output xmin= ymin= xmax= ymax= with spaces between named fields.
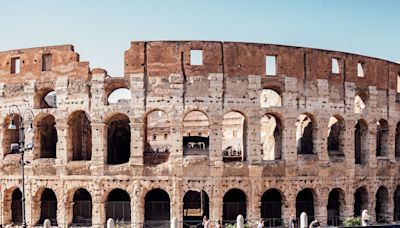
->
xmin=144 ymin=189 xmax=170 ymax=226
xmin=72 ymin=188 xmax=92 ymax=226
xmin=222 ymin=112 xmax=245 ymax=162
xmin=261 ymin=189 xmax=283 ymax=227
xmin=395 ymin=123 xmax=400 ymax=159
xmin=296 ymin=114 xmax=314 ymax=154
xmin=38 ymin=115 xmax=57 ymax=158
xmin=327 ymin=116 xmax=345 ymax=161
xmin=107 ymin=88 xmax=131 ymax=104
xmin=183 ymin=111 xmax=210 ymax=155
xmin=183 ymin=190 xmax=209 ymax=225
xmin=3 ymin=114 xmax=21 ymax=156
xmin=223 ymin=189 xmax=247 ymax=223
xmin=106 ymin=189 xmax=131 ymax=223
xmin=394 ymin=186 xmax=400 ymax=221
xmin=145 ymin=110 xmax=171 ymax=165
xmin=376 ymin=186 xmax=389 ymax=223
xmin=107 ymin=114 xmax=130 ymax=164
xmin=35 ymin=88 xmax=57 ymax=108
xmin=327 ymin=188 xmax=345 ymax=226
xmin=354 ymin=95 xmax=366 ymax=114
xmin=260 ymin=89 xmax=282 ymax=108
xmin=11 ymin=188 xmax=23 ymax=224
xmin=261 ymin=114 xmax=282 ymax=160
xmin=68 ymin=111 xmax=91 ymax=161
xmin=354 ymin=187 xmax=368 ymax=216
xmin=39 ymin=188 xmax=57 ymax=225
xmin=376 ymin=119 xmax=388 ymax=157
xmin=355 ymin=120 xmax=368 ymax=164
xmin=296 ymin=188 xmax=315 ymax=222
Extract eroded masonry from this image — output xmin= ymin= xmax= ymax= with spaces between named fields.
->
xmin=0 ymin=41 xmax=400 ymax=227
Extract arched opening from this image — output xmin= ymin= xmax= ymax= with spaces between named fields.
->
xmin=327 ymin=188 xmax=345 ymax=226
xmin=106 ymin=189 xmax=131 ymax=224
xmin=354 ymin=187 xmax=368 ymax=216
xmin=376 ymin=119 xmax=389 ymax=157
xmin=222 ymin=112 xmax=245 ymax=162
xmin=144 ymin=110 xmax=171 ymax=165
xmin=183 ymin=190 xmax=209 ymax=227
xmin=328 ymin=116 xmax=345 ymax=161
xmin=261 ymin=114 xmax=282 ymax=160
xmin=223 ymin=189 xmax=247 ymax=223
xmin=107 ymin=88 xmax=131 ymax=104
xmin=38 ymin=115 xmax=57 ymax=158
xmin=39 ymin=188 xmax=57 ymax=225
xmin=354 ymin=95 xmax=366 ymax=114
xmin=296 ymin=188 xmax=315 ymax=223
xmin=144 ymin=189 xmax=170 ymax=226
xmin=11 ymin=188 xmax=23 ymax=224
xmin=68 ymin=111 xmax=92 ymax=161
xmin=296 ymin=114 xmax=314 ymax=154
xmin=183 ymin=111 xmax=210 ymax=156
xmin=3 ymin=114 xmax=21 ymax=156
xmin=261 ymin=189 xmax=283 ymax=227
xmin=376 ymin=186 xmax=390 ymax=223
xmin=394 ymin=186 xmax=400 ymax=221
xmin=72 ymin=188 xmax=92 ymax=226
xmin=260 ymin=89 xmax=282 ymax=108
xmin=107 ymin=114 xmax=130 ymax=164
xmin=395 ymin=122 xmax=400 ymax=159
xmin=36 ymin=89 xmax=57 ymax=109
xmin=355 ymin=120 xmax=368 ymax=164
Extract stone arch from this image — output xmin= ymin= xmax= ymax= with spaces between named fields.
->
xmin=395 ymin=122 xmax=400 ymax=159
xmin=327 ymin=188 xmax=346 ymax=226
xmin=296 ymin=188 xmax=316 ymax=222
xmin=37 ymin=188 xmax=58 ymax=225
xmin=223 ymin=188 xmax=247 ymax=222
xmin=182 ymin=110 xmax=210 ymax=156
xmin=67 ymin=111 xmax=92 ymax=161
xmin=183 ymin=190 xmax=209 ymax=225
xmin=144 ymin=188 xmax=170 ymax=226
xmin=376 ymin=119 xmax=389 ymax=157
xmin=36 ymin=114 xmax=57 ymax=158
xmin=11 ymin=188 xmax=23 ymax=225
xmin=105 ymin=188 xmax=131 ymax=223
xmin=355 ymin=119 xmax=368 ymax=164
xmin=261 ymin=188 xmax=283 ymax=227
xmin=260 ymin=89 xmax=282 ymax=108
xmin=35 ymin=88 xmax=57 ymax=109
xmin=376 ymin=186 xmax=390 ymax=223
xmin=144 ymin=110 xmax=171 ymax=165
xmin=222 ymin=111 xmax=246 ymax=162
xmin=107 ymin=113 xmax=130 ymax=164
xmin=327 ymin=115 xmax=345 ymax=161
xmin=261 ymin=113 xmax=282 ymax=160
xmin=394 ymin=186 xmax=400 ymax=221
xmin=107 ymin=88 xmax=131 ymax=104
xmin=2 ymin=113 xmax=21 ymax=157
xmin=72 ymin=188 xmax=92 ymax=226
xmin=296 ymin=113 xmax=315 ymax=154
xmin=354 ymin=187 xmax=368 ymax=216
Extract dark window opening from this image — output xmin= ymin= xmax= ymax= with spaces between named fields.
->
xmin=376 ymin=187 xmax=389 ymax=223
xmin=11 ymin=57 xmax=20 ymax=74
xmin=69 ymin=111 xmax=92 ymax=161
xmin=376 ymin=119 xmax=388 ymax=157
xmin=223 ymin=189 xmax=246 ymax=223
xmin=327 ymin=189 xmax=344 ymax=226
xmin=39 ymin=115 xmax=57 ymax=158
xmin=394 ymin=187 xmax=400 ymax=221
xmin=107 ymin=114 xmax=130 ymax=164
xmin=261 ymin=189 xmax=282 ymax=227
xmin=328 ymin=116 xmax=345 ymax=162
xmin=183 ymin=190 xmax=209 ymax=227
xmin=396 ymin=123 xmax=400 ymax=158
xmin=42 ymin=54 xmax=52 ymax=71
xmin=72 ymin=188 xmax=92 ymax=226
xmin=12 ymin=189 xmax=23 ymax=224
xmin=183 ymin=111 xmax=210 ymax=156
xmin=297 ymin=114 xmax=314 ymax=154
xmin=296 ymin=189 xmax=314 ymax=223
xmin=355 ymin=120 xmax=368 ymax=164
xmin=39 ymin=189 xmax=57 ymax=225
xmin=354 ymin=187 xmax=368 ymax=216
xmin=144 ymin=189 xmax=170 ymax=227
xmin=106 ymin=189 xmax=131 ymax=223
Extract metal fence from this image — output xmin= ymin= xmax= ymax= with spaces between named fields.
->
xmin=106 ymin=201 xmax=131 ymax=223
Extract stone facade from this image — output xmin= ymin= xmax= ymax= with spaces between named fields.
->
xmin=0 ymin=41 xmax=400 ymax=227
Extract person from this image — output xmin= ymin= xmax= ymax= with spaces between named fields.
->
xmin=202 ymin=215 xmax=210 ymax=228
xmin=361 ymin=209 xmax=370 ymax=226
xmin=257 ymin=218 xmax=264 ymax=228
xmin=289 ymin=214 xmax=297 ymax=228
xmin=309 ymin=219 xmax=320 ymax=228
xmin=215 ymin=219 xmax=222 ymax=228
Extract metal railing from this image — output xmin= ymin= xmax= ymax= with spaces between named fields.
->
xmin=105 ymin=201 xmax=131 ymax=223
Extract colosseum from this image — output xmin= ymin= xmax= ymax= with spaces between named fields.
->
xmin=0 ymin=41 xmax=399 ymax=227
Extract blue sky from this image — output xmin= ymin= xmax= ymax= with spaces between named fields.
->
xmin=0 ymin=0 xmax=399 ymax=76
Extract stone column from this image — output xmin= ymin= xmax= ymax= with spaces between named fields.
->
xmin=57 ymin=191 xmax=68 ymax=228
xmin=367 ymin=121 xmax=377 ymax=168
xmin=345 ymin=119 xmax=356 ymax=173
xmin=130 ymin=122 xmax=144 ymax=165
xmin=132 ymin=182 xmax=144 ymax=227
xmin=90 ymin=122 xmax=107 ymax=175
xmin=209 ymin=181 xmax=223 ymax=222
xmin=55 ymin=120 xmax=68 ymax=176
xmin=283 ymin=117 xmax=298 ymax=165
xmin=316 ymin=118 xmax=329 ymax=163
xmin=171 ymin=179 xmax=183 ymax=227
xmin=92 ymin=199 xmax=105 ymax=227
xmin=209 ymin=118 xmax=223 ymax=164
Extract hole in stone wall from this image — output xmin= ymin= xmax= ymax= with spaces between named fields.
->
xmin=376 ymin=119 xmax=389 ymax=157
xmin=354 ymin=187 xmax=368 ymax=216
xmin=35 ymin=88 xmax=57 ymax=109
xmin=68 ymin=111 xmax=92 ymax=161
xmin=396 ymin=123 xmax=400 ymax=159
xmin=355 ymin=120 xmax=368 ymax=164
xmin=296 ymin=188 xmax=315 ymax=222
xmin=106 ymin=189 xmax=131 ymax=223
xmin=266 ymin=55 xmax=277 ymax=76
xmin=145 ymin=110 xmax=171 ymax=165
xmin=327 ymin=188 xmax=345 ymax=226
xmin=39 ymin=188 xmax=57 ymax=225
xmin=107 ymin=114 xmax=130 ymax=165
xmin=42 ymin=54 xmax=52 ymax=71
xmin=183 ymin=111 xmax=210 ymax=156
xmin=394 ymin=186 xmax=400 ymax=221
xmin=72 ymin=188 xmax=92 ymax=226
xmin=11 ymin=57 xmax=20 ymax=74
xmin=190 ymin=50 xmax=203 ymax=66
xmin=296 ymin=114 xmax=314 ymax=154
xmin=38 ymin=115 xmax=57 ymax=158
xmin=376 ymin=186 xmax=389 ymax=223
xmin=261 ymin=189 xmax=282 ymax=227
xmin=260 ymin=89 xmax=282 ymax=108
xmin=332 ymin=58 xmax=340 ymax=74
xmin=222 ymin=112 xmax=245 ymax=162
xmin=223 ymin=189 xmax=247 ymax=222
xmin=357 ymin=62 xmax=365 ymax=78
xmin=327 ymin=116 xmax=345 ymax=161
xmin=261 ymin=114 xmax=282 ymax=160
xmin=354 ymin=95 xmax=366 ymax=114
xmin=144 ymin=189 xmax=170 ymax=223
xmin=12 ymin=188 xmax=22 ymax=225
xmin=183 ymin=190 xmax=209 ymax=224
xmin=107 ymin=88 xmax=131 ymax=104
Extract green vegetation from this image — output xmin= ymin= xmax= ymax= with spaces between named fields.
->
xmin=343 ymin=216 xmax=361 ymax=227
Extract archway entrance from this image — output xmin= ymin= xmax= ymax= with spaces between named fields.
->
xmin=106 ymin=189 xmax=131 ymax=224
xmin=261 ymin=189 xmax=283 ymax=227
xmin=183 ymin=190 xmax=209 ymax=227
xmin=354 ymin=187 xmax=368 ymax=216
xmin=223 ymin=189 xmax=246 ymax=224
xmin=144 ymin=189 xmax=170 ymax=227
xmin=296 ymin=189 xmax=315 ymax=222
xmin=39 ymin=188 xmax=57 ymax=225
xmin=72 ymin=188 xmax=92 ymax=226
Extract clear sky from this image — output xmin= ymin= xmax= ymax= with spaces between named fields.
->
xmin=0 ymin=0 xmax=399 ymax=76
